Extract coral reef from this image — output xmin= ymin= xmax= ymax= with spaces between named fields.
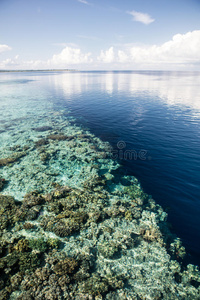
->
xmin=0 ymin=111 xmax=199 ymax=299
xmin=1 ymin=177 xmax=200 ymax=299
xmin=47 ymin=134 xmax=70 ymax=141
xmin=33 ymin=126 xmax=53 ymax=132
xmin=0 ymin=177 xmax=5 ymax=191
xmin=0 ymin=152 xmax=26 ymax=167
xmin=35 ymin=138 xmax=49 ymax=147
xmin=0 ymin=195 xmax=19 ymax=233
xmin=14 ymin=191 xmax=45 ymax=222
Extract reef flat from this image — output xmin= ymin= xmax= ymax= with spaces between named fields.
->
xmin=0 ymin=111 xmax=200 ymax=300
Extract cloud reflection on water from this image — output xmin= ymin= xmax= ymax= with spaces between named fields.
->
xmin=51 ymin=71 xmax=200 ymax=115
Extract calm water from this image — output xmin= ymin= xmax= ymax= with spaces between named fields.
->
xmin=1 ymin=70 xmax=200 ymax=266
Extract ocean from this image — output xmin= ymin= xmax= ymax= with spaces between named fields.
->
xmin=0 ymin=70 xmax=200 ymax=299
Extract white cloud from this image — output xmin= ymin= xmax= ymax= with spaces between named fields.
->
xmin=48 ymin=47 xmax=92 ymax=67
xmin=128 ymin=10 xmax=155 ymax=25
xmin=98 ymin=47 xmax=115 ymax=63
xmin=0 ymin=47 xmax=92 ymax=70
xmin=0 ymin=55 xmax=19 ymax=69
xmin=127 ymin=30 xmax=200 ymax=64
xmin=78 ymin=0 xmax=90 ymax=5
xmin=0 ymin=44 xmax=11 ymax=54
xmin=118 ymin=50 xmax=129 ymax=63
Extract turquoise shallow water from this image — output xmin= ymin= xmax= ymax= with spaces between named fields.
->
xmin=0 ymin=71 xmax=200 ymax=299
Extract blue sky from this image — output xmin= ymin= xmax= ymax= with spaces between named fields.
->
xmin=0 ymin=0 xmax=200 ymax=70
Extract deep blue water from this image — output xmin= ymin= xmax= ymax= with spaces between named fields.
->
xmin=1 ymin=70 xmax=200 ymax=266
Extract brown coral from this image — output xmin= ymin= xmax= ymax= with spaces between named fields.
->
xmin=53 ymin=257 xmax=78 ymax=275
xmin=0 ymin=152 xmax=26 ymax=166
xmin=14 ymin=191 xmax=44 ymax=222
xmin=0 ymin=177 xmax=6 ymax=191
xmin=33 ymin=126 xmax=53 ymax=132
xmin=0 ymin=195 xmax=19 ymax=232
xmin=35 ymin=138 xmax=49 ymax=147
xmin=48 ymin=134 xmax=69 ymax=141
xmin=140 ymin=225 xmax=162 ymax=243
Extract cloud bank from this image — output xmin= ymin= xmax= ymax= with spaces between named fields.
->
xmin=0 ymin=47 xmax=92 ymax=70
xmin=0 ymin=31 xmax=200 ymax=70
xmin=97 ymin=30 xmax=200 ymax=68
xmin=128 ymin=10 xmax=155 ymax=25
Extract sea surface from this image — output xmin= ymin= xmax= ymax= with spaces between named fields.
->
xmin=0 ymin=70 xmax=200 ymax=267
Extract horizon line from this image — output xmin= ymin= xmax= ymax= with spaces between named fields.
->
xmin=1 ymin=69 xmax=200 ymax=73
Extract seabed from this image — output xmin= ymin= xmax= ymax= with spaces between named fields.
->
xmin=0 ymin=109 xmax=200 ymax=300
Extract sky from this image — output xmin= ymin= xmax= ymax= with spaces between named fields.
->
xmin=0 ymin=0 xmax=200 ymax=70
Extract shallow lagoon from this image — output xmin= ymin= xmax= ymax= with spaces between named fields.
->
xmin=0 ymin=71 xmax=200 ymax=299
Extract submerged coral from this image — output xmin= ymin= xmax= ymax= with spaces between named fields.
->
xmin=14 ymin=191 xmax=45 ymax=222
xmin=1 ymin=177 xmax=200 ymax=299
xmin=0 ymin=112 xmax=200 ymax=299
xmin=0 ymin=194 xmax=20 ymax=233
xmin=33 ymin=126 xmax=53 ymax=132
xmin=35 ymin=138 xmax=49 ymax=148
xmin=0 ymin=152 xmax=26 ymax=167
xmin=0 ymin=177 xmax=5 ymax=191
xmin=47 ymin=134 xmax=71 ymax=141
